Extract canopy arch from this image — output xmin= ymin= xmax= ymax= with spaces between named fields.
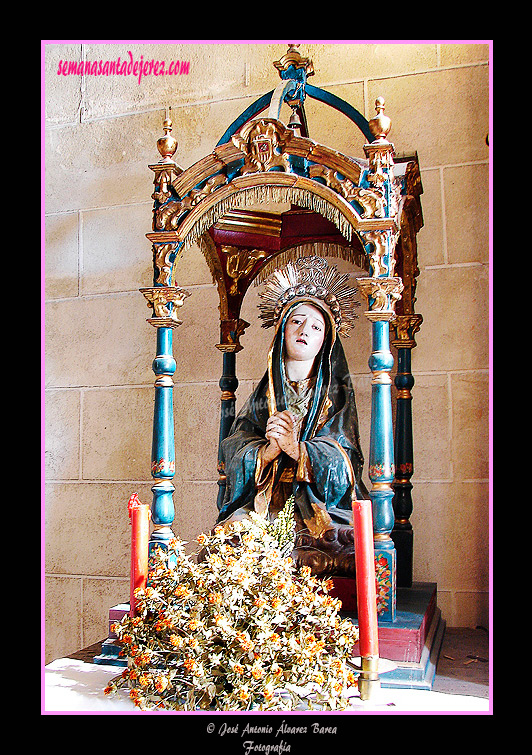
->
xmin=148 ymin=115 xmax=403 ymax=347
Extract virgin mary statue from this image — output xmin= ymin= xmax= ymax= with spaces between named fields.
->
xmin=217 ymin=256 xmax=369 ymax=577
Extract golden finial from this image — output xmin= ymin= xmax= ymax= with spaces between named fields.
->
xmin=368 ymin=97 xmax=392 ymax=143
xmin=157 ymin=107 xmax=178 ymax=163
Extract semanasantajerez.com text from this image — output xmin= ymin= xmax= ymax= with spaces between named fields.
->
xmin=57 ymin=51 xmax=190 ymax=84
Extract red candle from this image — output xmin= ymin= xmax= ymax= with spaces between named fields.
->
xmin=128 ymin=493 xmax=151 ymax=617
xmin=352 ymin=499 xmax=379 ymax=658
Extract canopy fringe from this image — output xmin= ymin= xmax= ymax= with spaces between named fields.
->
xmin=180 ymin=184 xmax=355 ymax=251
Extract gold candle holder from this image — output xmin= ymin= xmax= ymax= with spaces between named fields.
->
xmin=357 ymin=656 xmax=381 ymax=701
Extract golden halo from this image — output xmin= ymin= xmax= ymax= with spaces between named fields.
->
xmin=258 ymin=256 xmax=360 ymax=337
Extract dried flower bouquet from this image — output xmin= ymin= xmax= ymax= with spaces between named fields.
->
xmin=105 ymin=499 xmax=359 ymax=711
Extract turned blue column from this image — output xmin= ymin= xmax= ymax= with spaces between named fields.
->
xmin=150 ymin=325 xmax=176 ymax=549
xmin=391 ymin=347 xmax=414 ymax=587
xmin=140 ymin=284 xmax=190 ymax=557
xmin=356 ymin=276 xmax=403 ymax=623
xmin=368 ymin=320 xmax=396 ymax=534
xmin=355 ymin=95 xmax=404 ymax=622
xmin=366 ymin=314 xmax=398 ymax=622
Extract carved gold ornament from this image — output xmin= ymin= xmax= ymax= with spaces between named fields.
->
xmin=390 ymin=313 xmax=423 ymax=349
xmin=273 ymin=44 xmax=314 ymax=78
xmin=365 ymin=147 xmax=394 ymax=186
xmin=140 ymin=286 xmax=191 ymax=328
xmin=216 ymin=318 xmax=250 ymax=353
xmin=152 ymin=243 xmax=177 ymax=286
xmin=308 ymin=165 xmax=385 ymax=219
xmin=232 ymin=119 xmax=293 ymax=175
xmin=359 ymin=229 xmax=395 ymax=277
xmin=364 ymin=98 xmax=395 ymax=186
xmin=223 ymin=246 xmax=268 ymax=295
xmin=356 ymin=277 xmax=404 ymax=320
xmin=151 ymin=168 xmax=176 ymax=204
xmin=154 ymin=174 xmax=228 ymax=231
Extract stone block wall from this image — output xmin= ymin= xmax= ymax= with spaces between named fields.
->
xmin=44 ymin=42 xmax=490 ymax=662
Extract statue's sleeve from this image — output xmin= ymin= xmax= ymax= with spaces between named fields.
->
xmin=218 ymin=425 xmax=267 ymax=518
xmin=253 ymin=445 xmax=277 ymax=516
xmin=300 ymin=436 xmax=354 ymax=511
xmin=296 ymin=442 xmax=314 ymax=482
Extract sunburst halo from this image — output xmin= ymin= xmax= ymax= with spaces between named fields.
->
xmin=258 ymin=256 xmax=360 ymax=336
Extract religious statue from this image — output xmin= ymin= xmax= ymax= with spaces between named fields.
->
xmin=217 ymin=256 xmax=369 ymax=577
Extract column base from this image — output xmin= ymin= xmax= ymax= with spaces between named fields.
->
xmin=330 ymin=541 xmax=396 ymax=621
xmin=374 ymin=542 xmax=396 ymax=622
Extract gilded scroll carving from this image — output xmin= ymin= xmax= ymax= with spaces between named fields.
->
xmin=152 ymin=168 xmax=176 ymax=204
xmin=154 ymin=173 xmax=228 ymax=230
xmin=223 ymin=246 xmax=268 ymax=295
xmin=153 ymin=243 xmax=176 ymax=286
xmin=365 ymin=148 xmax=393 ymax=186
xmin=364 ymin=97 xmax=395 ymax=187
xmin=360 ymin=230 xmax=390 ymax=277
xmin=308 ymin=164 xmax=385 ymax=218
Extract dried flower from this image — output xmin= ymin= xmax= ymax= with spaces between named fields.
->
xmin=106 ymin=515 xmax=359 ymax=711
xmin=155 ymin=675 xmax=169 ymax=693
xmin=263 ymin=683 xmax=275 ymax=701
xmin=251 ymin=662 xmax=265 ymax=680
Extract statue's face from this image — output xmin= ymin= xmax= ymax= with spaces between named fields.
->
xmin=284 ymin=303 xmax=326 ymax=363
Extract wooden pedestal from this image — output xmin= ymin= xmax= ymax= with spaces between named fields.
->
xmin=93 ymin=603 xmax=129 ymax=667
xmin=334 ymin=580 xmax=446 ymax=690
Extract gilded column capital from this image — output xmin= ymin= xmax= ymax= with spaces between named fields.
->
xmin=215 ymin=318 xmax=250 ymax=353
xmin=390 ymin=313 xmax=423 ymax=349
xmin=140 ymin=286 xmax=191 ymax=328
xmin=356 ymin=276 xmax=403 ymax=321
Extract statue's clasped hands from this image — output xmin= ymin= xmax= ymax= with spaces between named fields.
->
xmin=264 ymin=410 xmax=300 ymax=462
